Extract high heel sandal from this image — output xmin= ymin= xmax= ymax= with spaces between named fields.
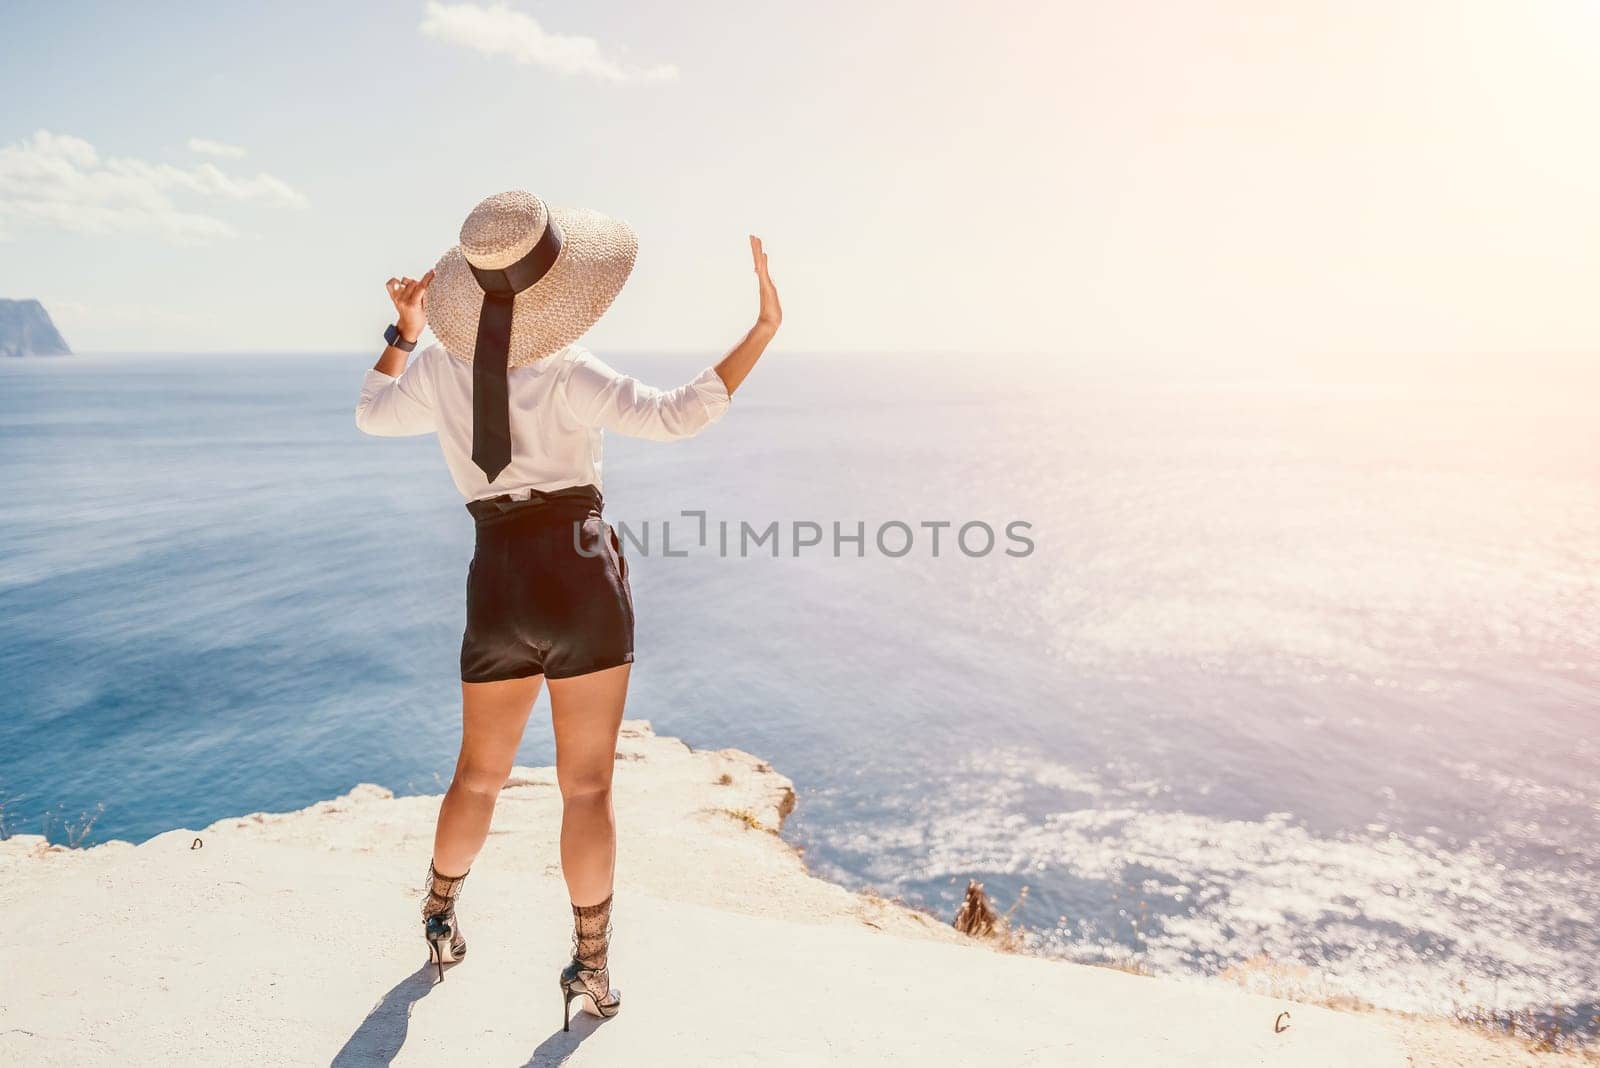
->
xmin=421 ymin=862 xmax=469 ymax=983
xmin=560 ymin=895 xmax=620 ymax=1031
xmin=560 ymin=951 xmax=621 ymax=1030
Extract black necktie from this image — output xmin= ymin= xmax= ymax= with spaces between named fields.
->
xmin=467 ymin=213 xmax=565 ymax=484
xmin=470 ymin=292 xmax=514 ymax=482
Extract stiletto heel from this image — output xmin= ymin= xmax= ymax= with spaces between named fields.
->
xmin=562 ymin=983 xmax=580 ymax=1032
xmin=424 ymin=915 xmax=457 ymax=983
xmin=420 ymin=862 xmax=469 ymax=983
xmin=560 ymin=895 xmax=620 ymax=1030
xmin=559 ymin=959 xmax=621 ymax=1031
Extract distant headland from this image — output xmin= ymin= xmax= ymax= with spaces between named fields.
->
xmin=0 ymin=299 xmax=71 ymax=357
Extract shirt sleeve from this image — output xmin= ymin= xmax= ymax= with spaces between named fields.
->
xmin=559 ymin=350 xmax=732 ymax=442
xmin=355 ymin=346 xmax=438 ymax=437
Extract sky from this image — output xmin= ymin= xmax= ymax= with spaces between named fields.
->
xmin=1 ymin=1 xmax=1598 ymax=368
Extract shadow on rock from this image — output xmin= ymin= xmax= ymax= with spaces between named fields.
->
xmin=330 ymin=965 xmax=439 ymax=1067
xmin=520 ymin=1009 xmax=613 ymax=1067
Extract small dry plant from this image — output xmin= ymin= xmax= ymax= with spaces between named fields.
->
xmin=722 ymin=808 xmax=769 ymax=832
xmin=952 ymin=879 xmax=1030 ymax=952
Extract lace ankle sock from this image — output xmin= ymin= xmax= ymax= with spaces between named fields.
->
xmin=572 ymin=893 xmax=614 ymax=969
xmin=423 ymin=862 xmax=469 ymax=919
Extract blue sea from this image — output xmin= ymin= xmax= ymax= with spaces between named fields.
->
xmin=1 ymin=350 xmax=1595 ymax=1039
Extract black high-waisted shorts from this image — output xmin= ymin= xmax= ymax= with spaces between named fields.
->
xmin=459 ymin=484 xmax=634 ymax=683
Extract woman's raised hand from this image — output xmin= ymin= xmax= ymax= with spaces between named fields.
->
xmin=750 ymin=236 xmax=781 ymax=335
xmin=712 ymin=238 xmax=781 ymax=395
xmin=385 ymin=269 xmax=435 ymax=343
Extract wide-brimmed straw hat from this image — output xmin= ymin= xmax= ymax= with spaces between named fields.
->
xmin=426 ymin=190 xmax=637 ymax=368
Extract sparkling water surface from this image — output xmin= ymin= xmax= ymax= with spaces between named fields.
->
xmin=1 ymin=351 xmax=1595 ymax=1037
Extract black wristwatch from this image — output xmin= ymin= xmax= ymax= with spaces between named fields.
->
xmin=384 ymin=324 xmax=418 ymax=352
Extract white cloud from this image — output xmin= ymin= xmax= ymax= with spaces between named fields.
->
xmin=187 ymin=137 xmax=247 ymax=159
xmin=0 ymin=130 xmax=307 ymax=245
xmin=419 ymin=2 xmax=677 ymax=83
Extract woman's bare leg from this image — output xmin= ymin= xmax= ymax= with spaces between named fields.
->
xmin=431 ymin=675 xmax=543 ymax=877
xmin=548 ymin=663 xmax=631 ymax=906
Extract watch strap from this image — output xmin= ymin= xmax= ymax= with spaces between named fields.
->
xmin=384 ymin=324 xmax=418 ymax=352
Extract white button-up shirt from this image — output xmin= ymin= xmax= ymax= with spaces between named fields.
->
xmin=355 ymin=343 xmax=731 ymax=500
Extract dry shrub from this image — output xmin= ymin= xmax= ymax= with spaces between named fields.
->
xmin=952 ymin=879 xmax=1029 ymax=952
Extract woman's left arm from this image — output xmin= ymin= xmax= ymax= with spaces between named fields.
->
xmin=374 ymin=271 xmax=433 ymax=376
xmin=356 ymin=271 xmax=439 ymax=436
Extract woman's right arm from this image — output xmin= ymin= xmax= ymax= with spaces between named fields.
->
xmin=712 ymin=236 xmax=782 ymax=395
xmin=560 ymin=236 xmax=781 ymax=441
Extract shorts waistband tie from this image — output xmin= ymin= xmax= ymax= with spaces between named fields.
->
xmin=465 ymin=484 xmax=603 ymax=523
